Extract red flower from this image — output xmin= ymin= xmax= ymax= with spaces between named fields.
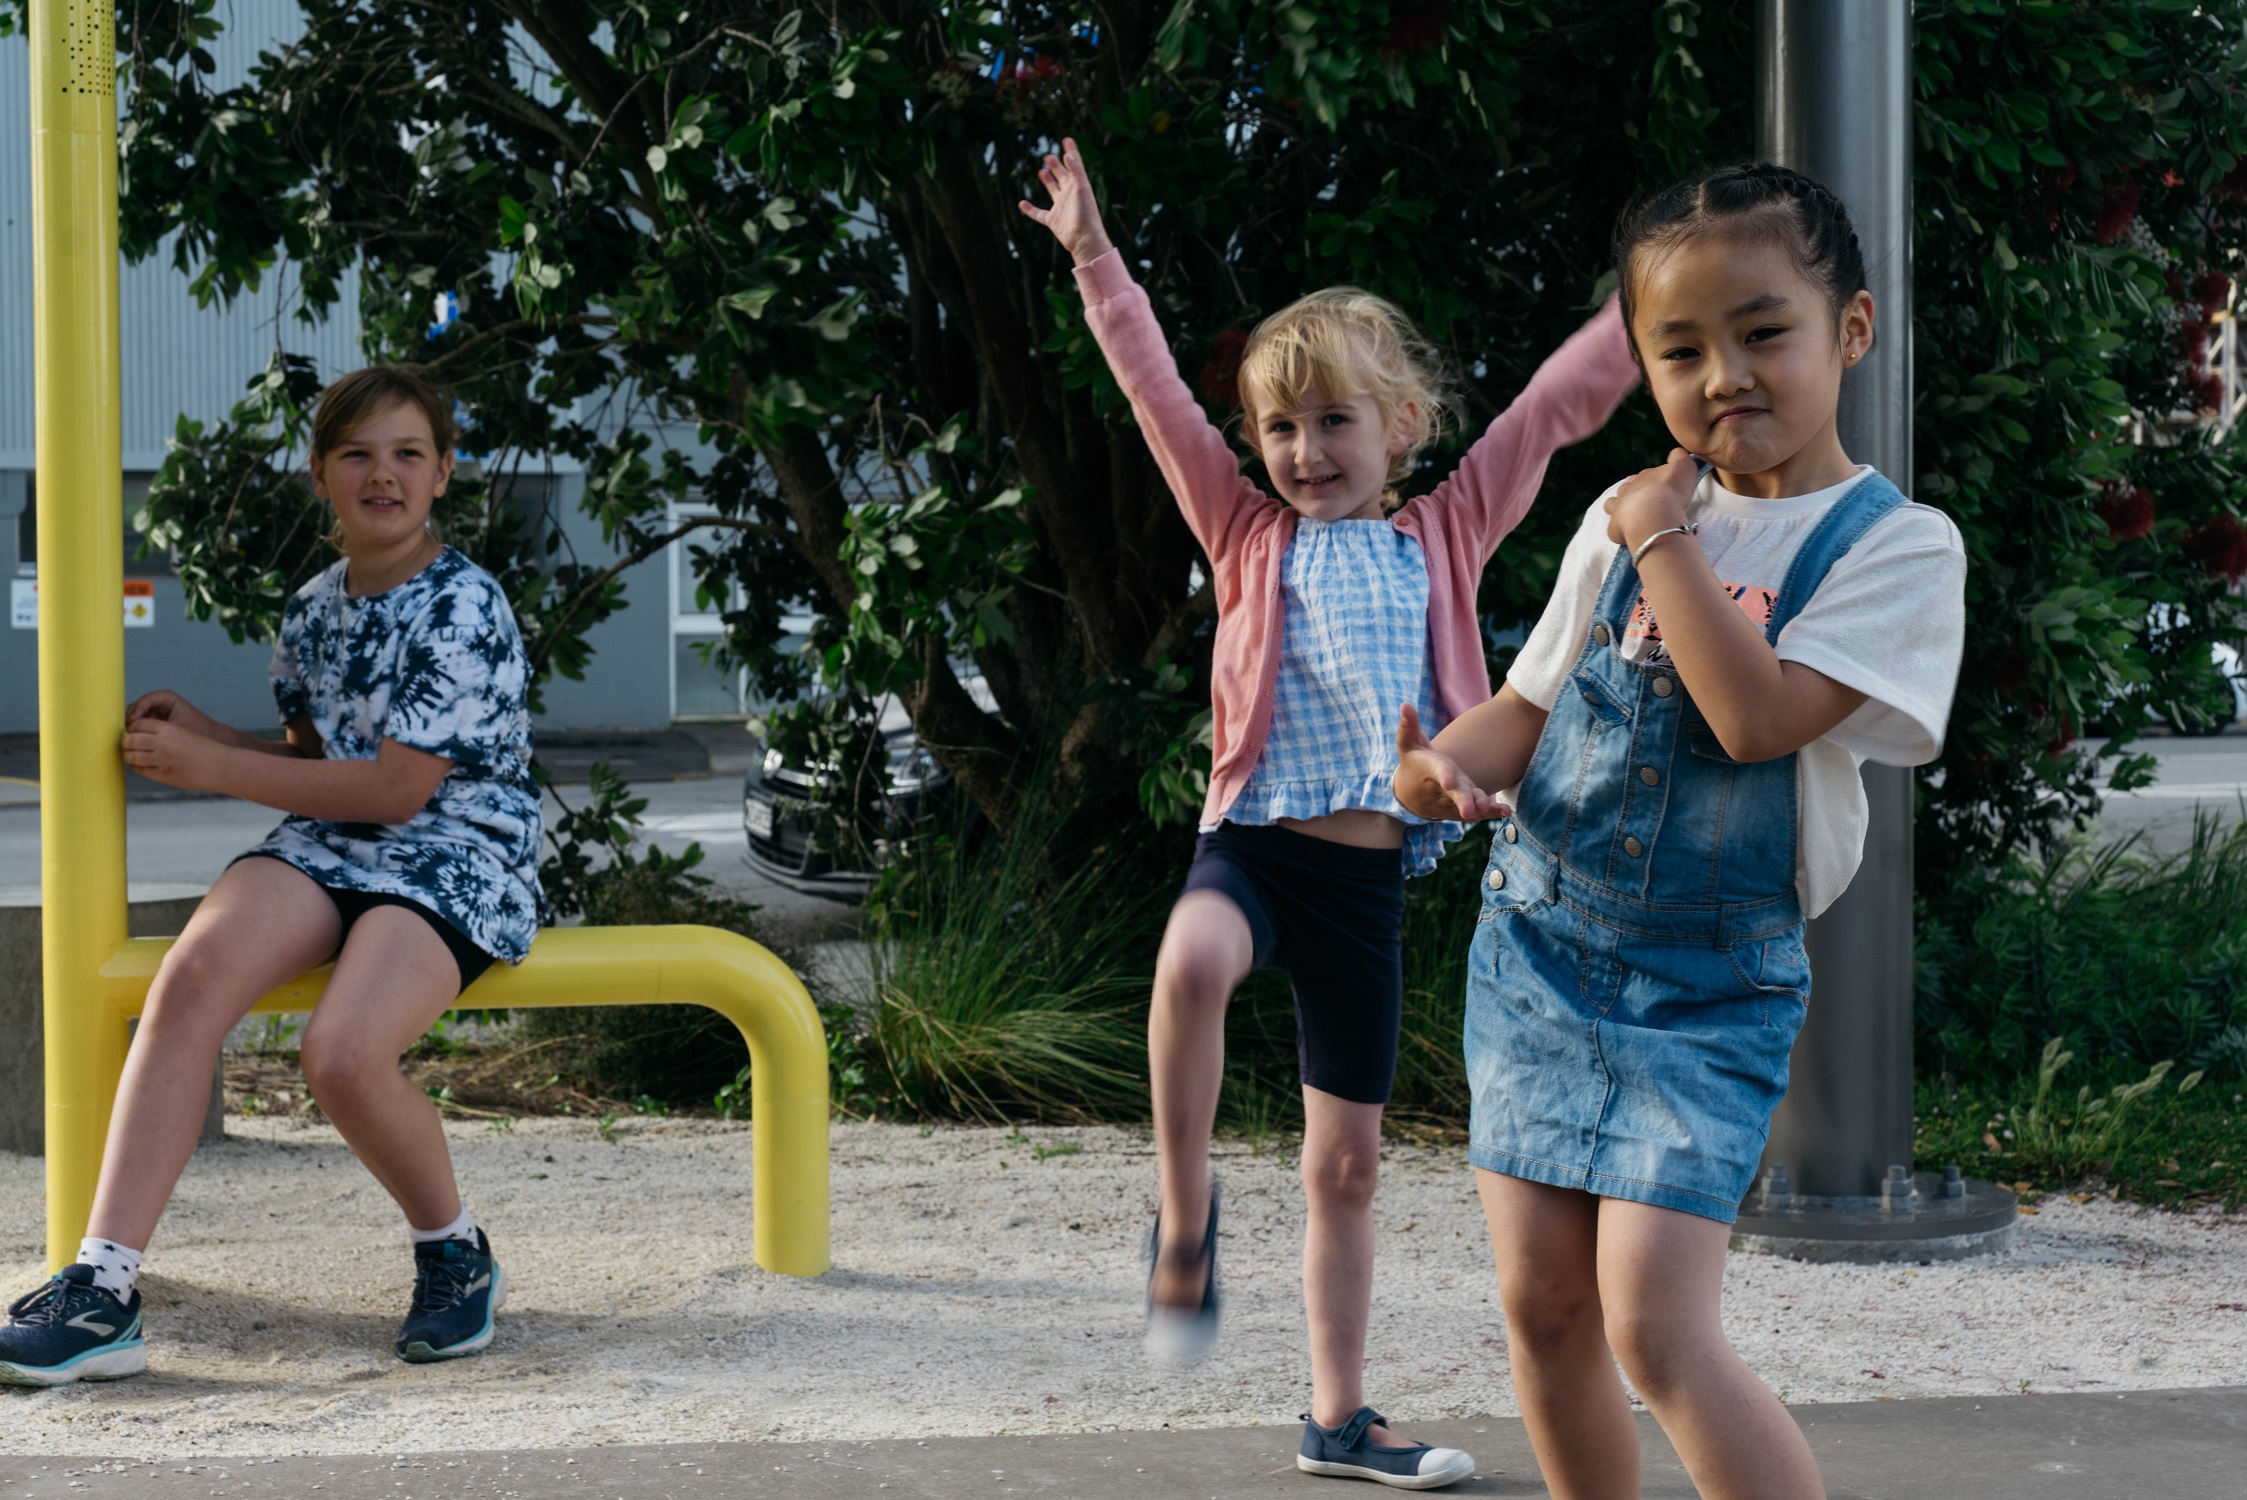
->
xmin=1198 ymin=329 xmax=1249 ymax=409
xmin=2176 ymin=320 xmax=2209 ymax=365
xmin=1382 ymin=0 xmax=1449 ymax=58
xmin=2097 ymin=484 xmax=2156 ymax=542
xmin=2188 ymin=269 xmax=2233 ymax=318
xmin=2093 ymin=180 xmax=2142 ymax=245
xmin=2183 ymin=370 xmax=2224 ymax=415
xmin=2183 ymin=515 xmax=2247 ymax=582
xmin=996 ymin=54 xmax=1063 ymax=96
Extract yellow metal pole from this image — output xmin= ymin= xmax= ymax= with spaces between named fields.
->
xmin=33 ymin=0 xmax=128 ymax=1273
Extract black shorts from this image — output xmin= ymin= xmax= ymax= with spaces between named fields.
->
xmin=325 ymin=887 xmax=496 ymax=994
xmin=228 ymin=854 xmax=496 ymax=993
xmin=1180 ymin=822 xmax=1406 ymax=1105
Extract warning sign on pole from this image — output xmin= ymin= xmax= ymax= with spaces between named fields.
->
xmin=123 ymin=579 xmax=154 ymax=628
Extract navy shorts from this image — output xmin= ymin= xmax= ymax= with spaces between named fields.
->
xmin=1180 ymin=822 xmax=1406 ymax=1105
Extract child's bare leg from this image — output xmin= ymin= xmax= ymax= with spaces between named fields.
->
xmin=1147 ymin=890 xmax=1253 ymax=1306
xmin=297 ymin=910 xmax=468 ymax=1231
xmin=1478 ymin=1170 xmax=1639 ymax=1500
xmin=1595 ymin=1199 xmax=1824 ymax=1500
xmin=1301 ymin=1086 xmax=1425 ymax=1444
xmin=86 ymin=857 xmax=341 ymax=1249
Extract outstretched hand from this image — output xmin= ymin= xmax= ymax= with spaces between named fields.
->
xmin=1016 ymin=137 xmax=1115 ymax=267
xmin=1393 ymin=703 xmax=1509 ymax=823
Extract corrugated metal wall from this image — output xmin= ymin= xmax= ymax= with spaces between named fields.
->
xmin=0 ymin=6 xmax=675 ymax=732
xmin=0 ymin=1 xmax=365 ymax=471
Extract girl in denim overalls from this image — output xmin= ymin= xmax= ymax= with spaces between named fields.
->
xmin=1398 ymin=165 xmax=1966 ymax=1497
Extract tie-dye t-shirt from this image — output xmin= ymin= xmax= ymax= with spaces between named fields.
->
xmin=242 ymin=547 xmax=544 ymax=964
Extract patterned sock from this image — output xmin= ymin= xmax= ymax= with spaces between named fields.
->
xmin=406 ymin=1203 xmax=478 ymax=1247
xmin=77 ymin=1238 xmax=142 ymax=1303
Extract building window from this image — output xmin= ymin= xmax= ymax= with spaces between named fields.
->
xmin=668 ymin=502 xmax=747 ymax=720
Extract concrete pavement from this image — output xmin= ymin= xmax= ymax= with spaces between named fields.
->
xmin=4 ymin=1388 xmax=2242 ymax=1498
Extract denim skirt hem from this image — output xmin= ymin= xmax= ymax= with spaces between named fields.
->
xmin=1466 ymin=1144 xmax=1747 ymax=1224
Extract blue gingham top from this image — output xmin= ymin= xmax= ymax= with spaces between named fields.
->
xmin=1219 ymin=519 xmax=1465 ymax=877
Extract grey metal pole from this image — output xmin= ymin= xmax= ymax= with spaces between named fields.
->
xmin=1735 ymin=3 xmax=2015 ymax=1260
xmin=1754 ymin=0 xmax=1916 ymax=1204
xmin=1719 ymin=1 xmax=2011 ymax=1261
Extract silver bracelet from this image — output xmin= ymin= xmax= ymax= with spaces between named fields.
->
xmin=1632 ymin=522 xmax=1699 ymax=565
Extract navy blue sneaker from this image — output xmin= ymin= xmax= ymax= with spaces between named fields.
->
xmin=395 ymin=1230 xmax=507 ymax=1363
xmin=0 ymin=1265 xmax=147 ymax=1387
xmin=1298 ymin=1407 xmax=1475 ymax=1490
xmin=1144 ymin=1184 xmax=1220 ymax=1365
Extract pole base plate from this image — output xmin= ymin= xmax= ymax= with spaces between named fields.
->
xmin=1730 ymin=1173 xmax=2018 ymax=1263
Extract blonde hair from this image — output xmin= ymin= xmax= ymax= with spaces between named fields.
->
xmin=1236 ymin=287 xmax=1456 ymax=492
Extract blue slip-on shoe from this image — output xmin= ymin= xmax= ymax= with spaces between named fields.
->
xmin=395 ymin=1229 xmax=508 ymax=1364
xmin=1298 ymin=1407 xmax=1475 ymax=1490
xmin=0 ymin=1264 xmax=147 ymax=1387
xmin=1143 ymin=1184 xmax=1220 ymax=1365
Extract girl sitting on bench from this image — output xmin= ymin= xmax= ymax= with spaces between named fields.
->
xmin=0 ymin=366 xmax=541 ymax=1385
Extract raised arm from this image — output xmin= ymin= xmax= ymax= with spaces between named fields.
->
xmin=1018 ymin=139 xmax=1270 ymax=559
xmin=1410 ymin=298 xmax=1640 ymax=558
xmin=1605 ymin=450 xmax=1868 ymax=762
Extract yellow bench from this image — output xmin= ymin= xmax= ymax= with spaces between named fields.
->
xmin=61 ymin=927 xmax=833 ymax=1278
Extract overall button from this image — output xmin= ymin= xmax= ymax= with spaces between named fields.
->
xmin=1504 ymin=823 xmax=1519 ymax=844
xmin=1639 ymin=766 xmax=1661 ymax=786
xmin=1591 ymin=623 xmax=1611 ymax=646
xmin=1623 ymin=836 xmax=1645 ymax=858
xmin=1486 ymin=869 xmax=1507 ymax=891
xmin=1651 ymin=677 xmax=1675 ymax=698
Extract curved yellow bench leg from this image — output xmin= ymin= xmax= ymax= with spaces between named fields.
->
xmin=56 ymin=925 xmax=832 ymax=1278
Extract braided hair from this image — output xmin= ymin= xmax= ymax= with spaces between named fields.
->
xmin=1613 ymin=163 xmax=1869 ymax=357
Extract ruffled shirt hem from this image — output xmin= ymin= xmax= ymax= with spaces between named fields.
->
xmin=1206 ymin=773 xmax=1466 ymax=878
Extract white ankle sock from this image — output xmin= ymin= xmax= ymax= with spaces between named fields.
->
xmin=77 ymin=1238 xmax=142 ymax=1303
xmin=407 ymin=1204 xmax=478 ymax=1246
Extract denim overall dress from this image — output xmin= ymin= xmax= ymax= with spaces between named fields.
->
xmin=1464 ymin=472 xmax=1907 ymax=1222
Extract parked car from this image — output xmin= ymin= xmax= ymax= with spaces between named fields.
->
xmin=742 ymin=681 xmax=995 ymax=898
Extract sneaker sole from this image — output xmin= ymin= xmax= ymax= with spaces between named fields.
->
xmin=1297 ymin=1453 xmax=1477 ymax=1490
xmin=1142 ymin=1305 xmax=1220 ymax=1366
xmin=0 ymin=1340 xmax=148 ymax=1388
xmin=397 ymin=1263 xmax=507 ymax=1365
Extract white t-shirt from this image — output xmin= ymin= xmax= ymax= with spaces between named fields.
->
xmin=1506 ymin=467 xmax=1966 ymax=916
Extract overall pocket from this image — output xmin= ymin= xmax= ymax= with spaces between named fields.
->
xmin=1726 ymin=928 xmax=1810 ymax=1024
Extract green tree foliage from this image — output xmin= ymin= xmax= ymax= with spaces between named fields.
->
xmin=29 ymin=0 xmax=2240 ymax=902
xmin=93 ymin=0 xmax=1724 ymax=840
xmin=1910 ymin=0 xmax=2247 ymax=878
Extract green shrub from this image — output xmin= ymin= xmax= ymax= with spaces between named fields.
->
xmin=859 ymin=813 xmax=1169 ymax=1122
xmin=1915 ymin=1050 xmax=2240 ymax=1211
xmin=1916 ymin=812 xmax=2247 ymax=1079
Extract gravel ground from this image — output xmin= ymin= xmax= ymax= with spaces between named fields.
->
xmin=3 ymin=1118 xmax=2244 ymax=1457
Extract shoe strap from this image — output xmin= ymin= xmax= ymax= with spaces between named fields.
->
xmin=1334 ymin=1406 xmax=1387 ymax=1451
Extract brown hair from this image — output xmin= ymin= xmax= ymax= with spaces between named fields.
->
xmin=1236 ymin=287 xmax=1456 ymax=496
xmin=311 ymin=365 xmax=458 ymax=459
xmin=309 ymin=366 xmax=457 ymax=553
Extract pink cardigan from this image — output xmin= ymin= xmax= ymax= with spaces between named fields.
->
xmin=1075 ymin=251 xmax=1641 ymax=830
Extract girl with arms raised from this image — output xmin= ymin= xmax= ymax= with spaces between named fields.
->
xmin=1023 ymin=140 xmax=1637 ymax=1489
xmin=0 ymin=368 xmax=539 ymax=1385
xmin=1397 ymin=164 xmax=1967 ymax=1499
